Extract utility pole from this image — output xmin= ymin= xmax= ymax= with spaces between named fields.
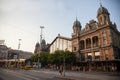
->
xmin=63 ymin=55 xmax=65 ymax=77
xmin=5 ymin=47 xmax=8 ymax=68
xmin=38 ymin=26 xmax=44 ymax=69
xmin=17 ymin=39 xmax=21 ymax=69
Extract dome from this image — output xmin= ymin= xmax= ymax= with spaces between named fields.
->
xmin=41 ymin=39 xmax=46 ymax=44
xmin=97 ymin=5 xmax=109 ymax=17
xmin=73 ymin=18 xmax=81 ymax=28
xmin=35 ymin=42 xmax=40 ymax=47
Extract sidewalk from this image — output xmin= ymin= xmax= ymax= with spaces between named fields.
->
xmin=49 ymin=69 xmax=120 ymax=80
xmin=32 ymin=68 xmax=120 ymax=76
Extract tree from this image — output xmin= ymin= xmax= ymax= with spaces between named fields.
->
xmin=40 ymin=52 xmax=49 ymax=67
xmin=30 ymin=50 xmax=76 ymax=69
xmin=64 ymin=50 xmax=76 ymax=64
xmin=30 ymin=54 xmax=38 ymax=62
xmin=48 ymin=50 xmax=76 ymax=66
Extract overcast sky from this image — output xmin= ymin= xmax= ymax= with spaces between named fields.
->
xmin=0 ymin=0 xmax=120 ymax=53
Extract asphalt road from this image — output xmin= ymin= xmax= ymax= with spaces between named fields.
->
xmin=0 ymin=68 xmax=120 ymax=80
xmin=0 ymin=68 xmax=60 ymax=80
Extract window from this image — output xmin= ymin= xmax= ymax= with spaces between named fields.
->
xmin=105 ymin=50 xmax=109 ymax=60
xmin=74 ymin=47 xmax=76 ymax=51
xmin=99 ymin=17 xmax=102 ymax=24
xmin=102 ymin=31 xmax=107 ymax=45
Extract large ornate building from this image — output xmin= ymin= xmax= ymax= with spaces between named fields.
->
xmin=48 ymin=4 xmax=120 ymax=71
xmin=71 ymin=4 xmax=120 ymax=71
xmin=72 ymin=4 xmax=120 ymax=61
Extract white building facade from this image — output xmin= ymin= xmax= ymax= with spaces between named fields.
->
xmin=49 ymin=34 xmax=72 ymax=53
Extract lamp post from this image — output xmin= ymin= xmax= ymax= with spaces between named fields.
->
xmin=5 ymin=47 xmax=8 ymax=68
xmin=63 ymin=55 xmax=65 ymax=77
xmin=17 ymin=39 xmax=21 ymax=69
xmin=38 ymin=26 xmax=44 ymax=69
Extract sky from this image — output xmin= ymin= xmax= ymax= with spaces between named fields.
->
xmin=0 ymin=0 xmax=120 ymax=53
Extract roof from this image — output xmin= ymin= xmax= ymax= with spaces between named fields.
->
xmin=73 ymin=18 xmax=82 ymax=28
xmin=97 ymin=4 xmax=109 ymax=17
xmin=48 ymin=34 xmax=71 ymax=48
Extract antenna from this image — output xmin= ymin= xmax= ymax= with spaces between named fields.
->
xmin=99 ymin=0 xmax=102 ymax=6
xmin=75 ymin=7 xmax=78 ymax=21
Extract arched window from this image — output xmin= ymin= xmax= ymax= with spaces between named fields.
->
xmin=80 ymin=40 xmax=85 ymax=50
xmin=86 ymin=38 xmax=91 ymax=49
xmin=92 ymin=36 xmax=99 ymax=47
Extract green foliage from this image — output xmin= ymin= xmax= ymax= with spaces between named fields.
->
xmin=30 ymin=53 xmax=38 ymax=62
xmin=30 ymin=50 xmax=76 ymax=66
xmin=40 ymin=52 xmax=49 ymax=65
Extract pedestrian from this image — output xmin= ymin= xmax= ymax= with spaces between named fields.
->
xmin=59 ymin=68 xmax=62 ymax=75
xmin=59 ymin=65 xmax=63 ymax=75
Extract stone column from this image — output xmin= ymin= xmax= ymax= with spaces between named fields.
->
xmin=91 ymin=37 xmax=93 ymax=48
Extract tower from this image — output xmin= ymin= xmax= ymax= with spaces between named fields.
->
xmin=97 ymin=4 xmax=111 ymax=26
xmin=72 ymin=18 xmax=82 ymax=61
xmin=73 ymin=18 xmax=82 ymax=37
xmin=41 ymin=39 xmax=46 ymax=51
xmin=34 ymin=42 xmax=40 ymax=54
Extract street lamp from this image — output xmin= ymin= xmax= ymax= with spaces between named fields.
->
xmin=63 ymin=55 xmax=65 ymax=77
xmin=5 ymin=47 xmax=8 ymax=68
xmin=38 ymin=26 xmax=44 ymax=69
xmin=17 ymin=39 xmax=22 ymax=68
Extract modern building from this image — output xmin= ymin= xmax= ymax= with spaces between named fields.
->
xmin=0 ymin=45 xmax=8 ymax=60
xmin=48 ymin=34 xmax=72 ymax=53
xmin=0 ymin=44 xmax=33 ymax=68
xmin=8 ymin=49 xmax=33 ymax=60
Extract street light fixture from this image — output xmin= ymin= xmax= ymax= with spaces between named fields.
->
xmin=63 ymin=55 xmax=65 ymax=77
xmin=17 ymin=39 xmax=22 ymax=68
xmin=38 ymin=26 xmax=44 ymax=69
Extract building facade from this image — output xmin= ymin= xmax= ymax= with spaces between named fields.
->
xmin=71 ymin=5 xmax=120 ymax=71
xmin=49 ymin=34 xmax=72 ymax=53
xmin=0 ymin=45 xmax=8 ymax=60
xmin=72 ymin=4 xmax=120 ymax=62
xmin=47 ymin=4 xmax=120 ymax=71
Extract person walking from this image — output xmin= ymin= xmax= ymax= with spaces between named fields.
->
xmin=59 ymin=66 xmax=63 ymax=76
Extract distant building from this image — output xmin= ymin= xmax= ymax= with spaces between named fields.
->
xmin=41 ymin=39 xmax=47 ymax=51
xmin=34 ymin=42 xmax=40 ymax=54
xmin=0 ymin=45 xmax=8 ymax=60
xmin=8 ymin=49 xmax=33 ymax=60
xmin=34 ymin=39 xmax=49 ymax=54
xmin=48 ymin=34 xmax=72 ymax=53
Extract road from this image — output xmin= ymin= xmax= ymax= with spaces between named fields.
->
xmin=0 ymin=68 xmax=60 ymax=80
xmin=0 ymin=68 xmax=120 ymax=80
